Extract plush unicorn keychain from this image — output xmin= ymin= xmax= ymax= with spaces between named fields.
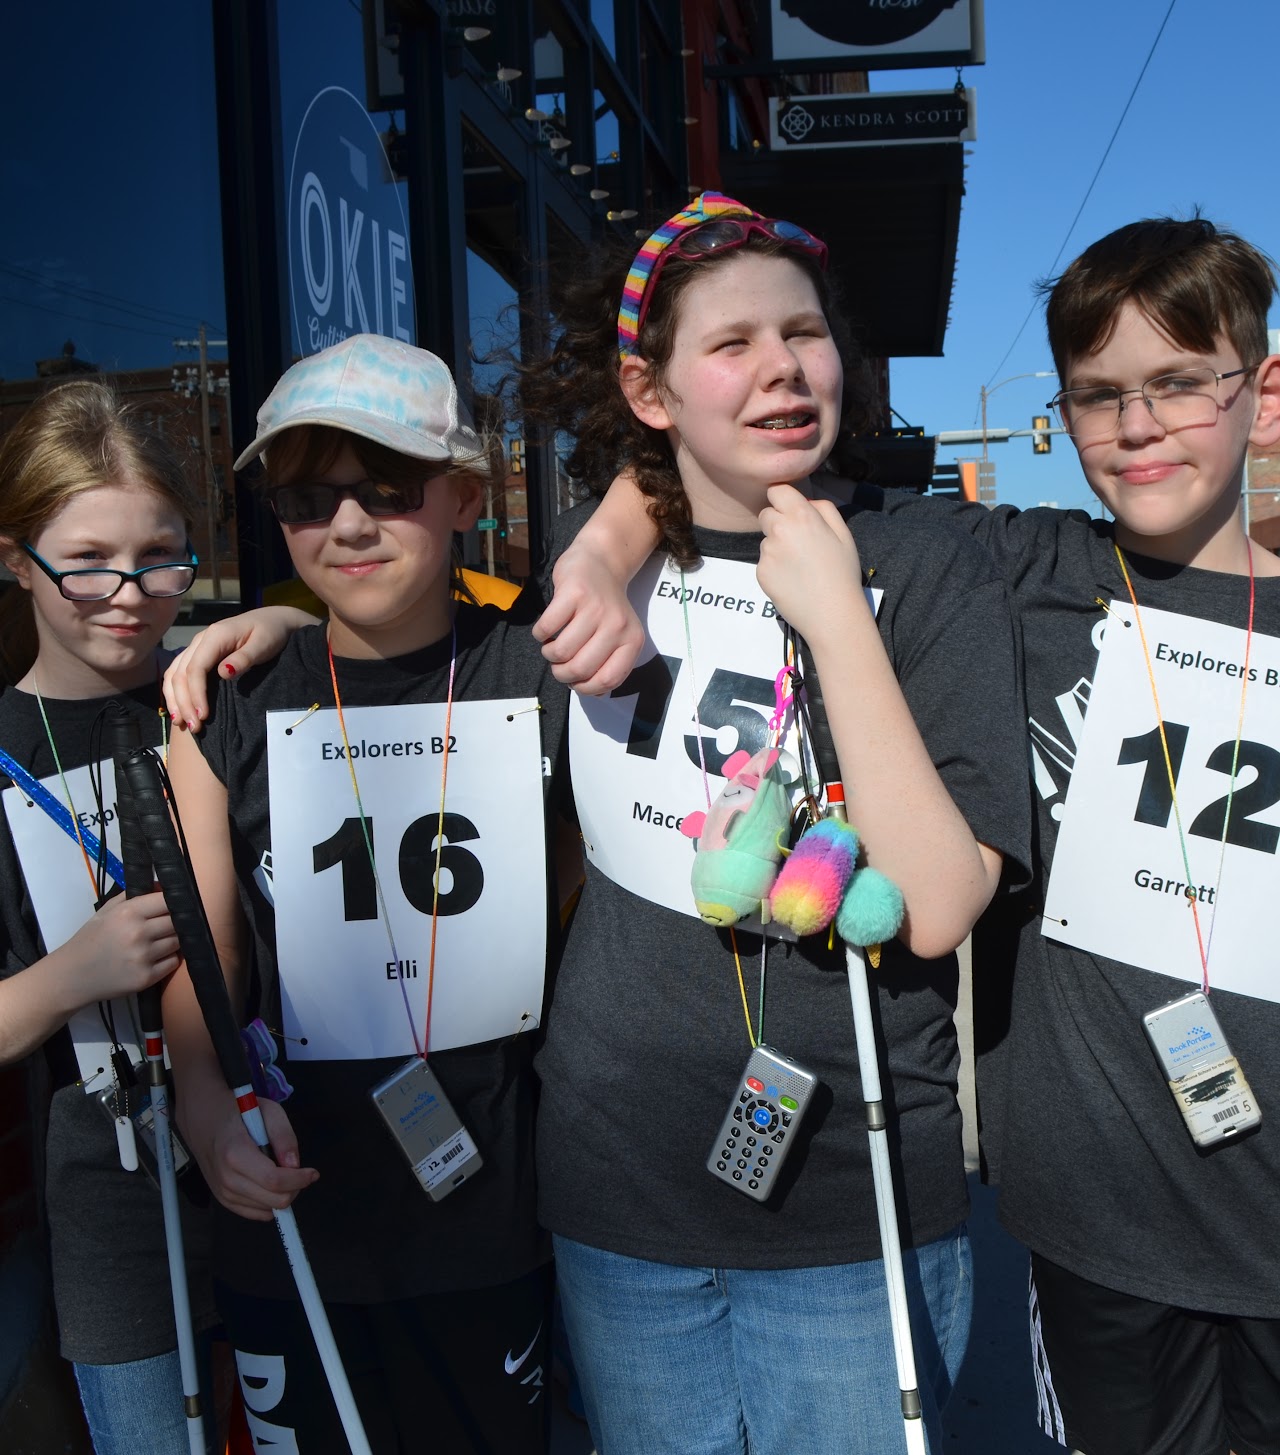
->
xmin=680 ymin=663 xmax=903 ymax=948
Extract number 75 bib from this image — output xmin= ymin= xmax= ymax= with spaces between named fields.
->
xmin=267 ymin=699 xmax=547 ymax=1059
xmin=570 ymin=553 xmax=879 ymax=918
xmin=1043 ymin=601 xmax=1280 ymax=1003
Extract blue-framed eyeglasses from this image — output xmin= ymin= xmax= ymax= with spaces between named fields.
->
xmin=21 ymin=541 xmax=199 ymax=601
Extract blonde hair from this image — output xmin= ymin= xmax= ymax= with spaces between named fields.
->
xmin=0 ymin=380 xmax=200 ymax=683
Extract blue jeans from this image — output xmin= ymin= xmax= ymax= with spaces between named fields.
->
xmin=553 ymin=1227 xmax=972 ymax=1455
xmin=74 ymin=1341 xmax=216 ymax=1455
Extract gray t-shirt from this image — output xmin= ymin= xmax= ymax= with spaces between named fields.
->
xmin=0 ymin=684 xmax=214 ymax=1364
xmin=196 ymin=600 xmax=569 ymax=1302
xmin=535 ymin=494 xmax=1031 ymax=1267
xmin=884 ymin=492 xmax=1280 ymax=1319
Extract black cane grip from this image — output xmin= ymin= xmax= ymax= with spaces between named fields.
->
xmin=107 ymin=708 xmax=165 ymax=1037
xmin=116 ymin=747 xmax=254 ymax=1093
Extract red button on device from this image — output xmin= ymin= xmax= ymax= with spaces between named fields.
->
xmin=746 ymin=1077 xmax=764 ymax=1092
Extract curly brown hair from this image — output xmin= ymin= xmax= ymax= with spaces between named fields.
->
xmin=518 ymin=230 xmax=875 ymax=568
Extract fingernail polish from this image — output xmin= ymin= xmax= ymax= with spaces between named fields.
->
xmin=223 ymin=662 xmax=236 ymax=676
xmin=187 ymin=720 xmax=198 ymax=731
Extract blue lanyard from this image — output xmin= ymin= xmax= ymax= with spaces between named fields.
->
xmin=0 ymin=745 xmax=127 ymax=889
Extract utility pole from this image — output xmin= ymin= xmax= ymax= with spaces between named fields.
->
xmin=173 ymin=328 xmax=229 ymax=600
xmin=979 ymin=371 xmax=1055 ymax=462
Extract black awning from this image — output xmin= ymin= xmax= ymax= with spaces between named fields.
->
xmin=719 ymin=140 xmax=964 ymax=358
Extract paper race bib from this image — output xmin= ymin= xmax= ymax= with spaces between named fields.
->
xmin=267 ymin=698 xmax=547 ymax=1059
xmin=3 ymin=759 xmax=143 ymax=1090
xmin=1043 ymin=602 xmax=1280 ymax=1003
xmin=570 ymin=554 xmax=880 ymax=917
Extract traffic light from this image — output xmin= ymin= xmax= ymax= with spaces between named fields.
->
xmin=1032 ymin=415 xmax=1051 ymax=454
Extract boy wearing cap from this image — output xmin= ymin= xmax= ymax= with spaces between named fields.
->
xmin=163 ymin=335 xmax=568 ymax=1453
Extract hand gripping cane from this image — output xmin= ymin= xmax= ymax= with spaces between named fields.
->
xmin=803 ymin=664 xmax=927 ymax=1455
xmin=113 ymin=741 xmax=373 ymax=1455
xmin=106 ymin=706 xmax=206 ymax=1455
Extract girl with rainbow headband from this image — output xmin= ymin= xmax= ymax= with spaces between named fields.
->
xmin=509 ymin=191 xmax=1030 ymax=1452
xmin=164 ymin=193 xmax=1032 ymax=1451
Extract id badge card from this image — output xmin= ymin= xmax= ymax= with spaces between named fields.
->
xmin=369 ymin=1057 xmax=482 ymax=1202
xmin=1142 ymin=991 xmax=1261 ymax=1148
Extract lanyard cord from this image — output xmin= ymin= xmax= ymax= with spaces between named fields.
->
xmin=680 ymin=571 xmax=803 ymax=1049
xmin=1113 ymin=543 xmax=1255 ymax=993
xmin=32 ymin=677 xmax=99 ymax=899
xmin=326 ymin=625 xmax=456 ymax=1059
xmin=423 ymin=636 xmax=457 ymax=1059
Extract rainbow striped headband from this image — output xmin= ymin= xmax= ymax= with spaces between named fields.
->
xmin=616 ymin=192 xmax=762 ymax=359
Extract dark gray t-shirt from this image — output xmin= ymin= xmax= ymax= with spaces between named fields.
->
xmin=195 ymin=600 xmax=569 ymax=1302
xmin=882 ymin=493 xmax=1280 ymax=1319
xmin=0 ymin=683 xmax=214 ymax=1364
xmin=535 ymin=493 xmax=1031 ymax=1267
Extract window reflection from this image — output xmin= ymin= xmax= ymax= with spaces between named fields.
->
xmin=590 ymin=0 xmax=616 ymax=56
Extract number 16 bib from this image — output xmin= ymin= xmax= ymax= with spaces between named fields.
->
xmin=267 ymin=698 xmax=547 ymax=1059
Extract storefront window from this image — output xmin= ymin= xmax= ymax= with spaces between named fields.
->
xmin=589 ymin=0 xmax=617 ymax=57
xmin=0 ymin=6 xmax=231 ymax=596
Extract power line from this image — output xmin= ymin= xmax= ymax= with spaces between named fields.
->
xmin=982 ymin=0 xmax=1179 ymax=389
xmin=0 ymin=289 xmax=182 ymax=341
xmin=0 ymin=259 xmax=211 ymax=332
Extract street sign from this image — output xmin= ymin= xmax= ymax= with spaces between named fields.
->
xmin=477 ymin=518 xmax=498 ymax=531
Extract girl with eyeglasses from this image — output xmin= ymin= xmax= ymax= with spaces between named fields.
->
xmin=159 ymin=335 xmax=568 ymax=1453
xmin=509 ymin=192 xmax=1031 ymax=1453
xmin=0 ymin=379 xmax=219 ymax=1453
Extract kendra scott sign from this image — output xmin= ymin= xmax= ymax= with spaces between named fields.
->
xmin=771 ymin=90 xmax=976 ymax=149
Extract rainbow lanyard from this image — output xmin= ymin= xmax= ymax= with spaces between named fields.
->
xmin=680 ymin=574 xmax=807 ymax=1048
xmin=325 ymin=626 xmax=456 ymax=1059
xmin=1112 ymin=542 xmax=1255 ymax=993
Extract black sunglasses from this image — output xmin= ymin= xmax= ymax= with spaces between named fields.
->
xmin=267 ymin=478 xmax=427 ymax=525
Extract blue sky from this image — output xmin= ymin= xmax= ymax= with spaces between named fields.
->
xmin=886 ymin=0 xmax=1280 ymax=513
xmin=3 ymin=0 xmax=1277 ymax=525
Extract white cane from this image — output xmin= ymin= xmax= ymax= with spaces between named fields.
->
xmin=824 ymin=786 xmax=927 ymax=1455
xmin=117 ymin=743 xmax=373 ymax=1455
xmin=844 ymin=940 xmax=927 ymax=1455
xmin=109 ymin=710 xmax=207 ymax=1455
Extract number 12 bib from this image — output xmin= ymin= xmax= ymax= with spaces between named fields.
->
xmin=1043 ymin=601 xmax=1280 ymax=1003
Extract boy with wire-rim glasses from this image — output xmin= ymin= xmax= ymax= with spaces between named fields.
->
xmin=535 ymin=216 xmax=1280 ymax=1455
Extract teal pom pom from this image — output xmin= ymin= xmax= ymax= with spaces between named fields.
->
xmin=835 ymin=867 xmax=904 ymax=946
